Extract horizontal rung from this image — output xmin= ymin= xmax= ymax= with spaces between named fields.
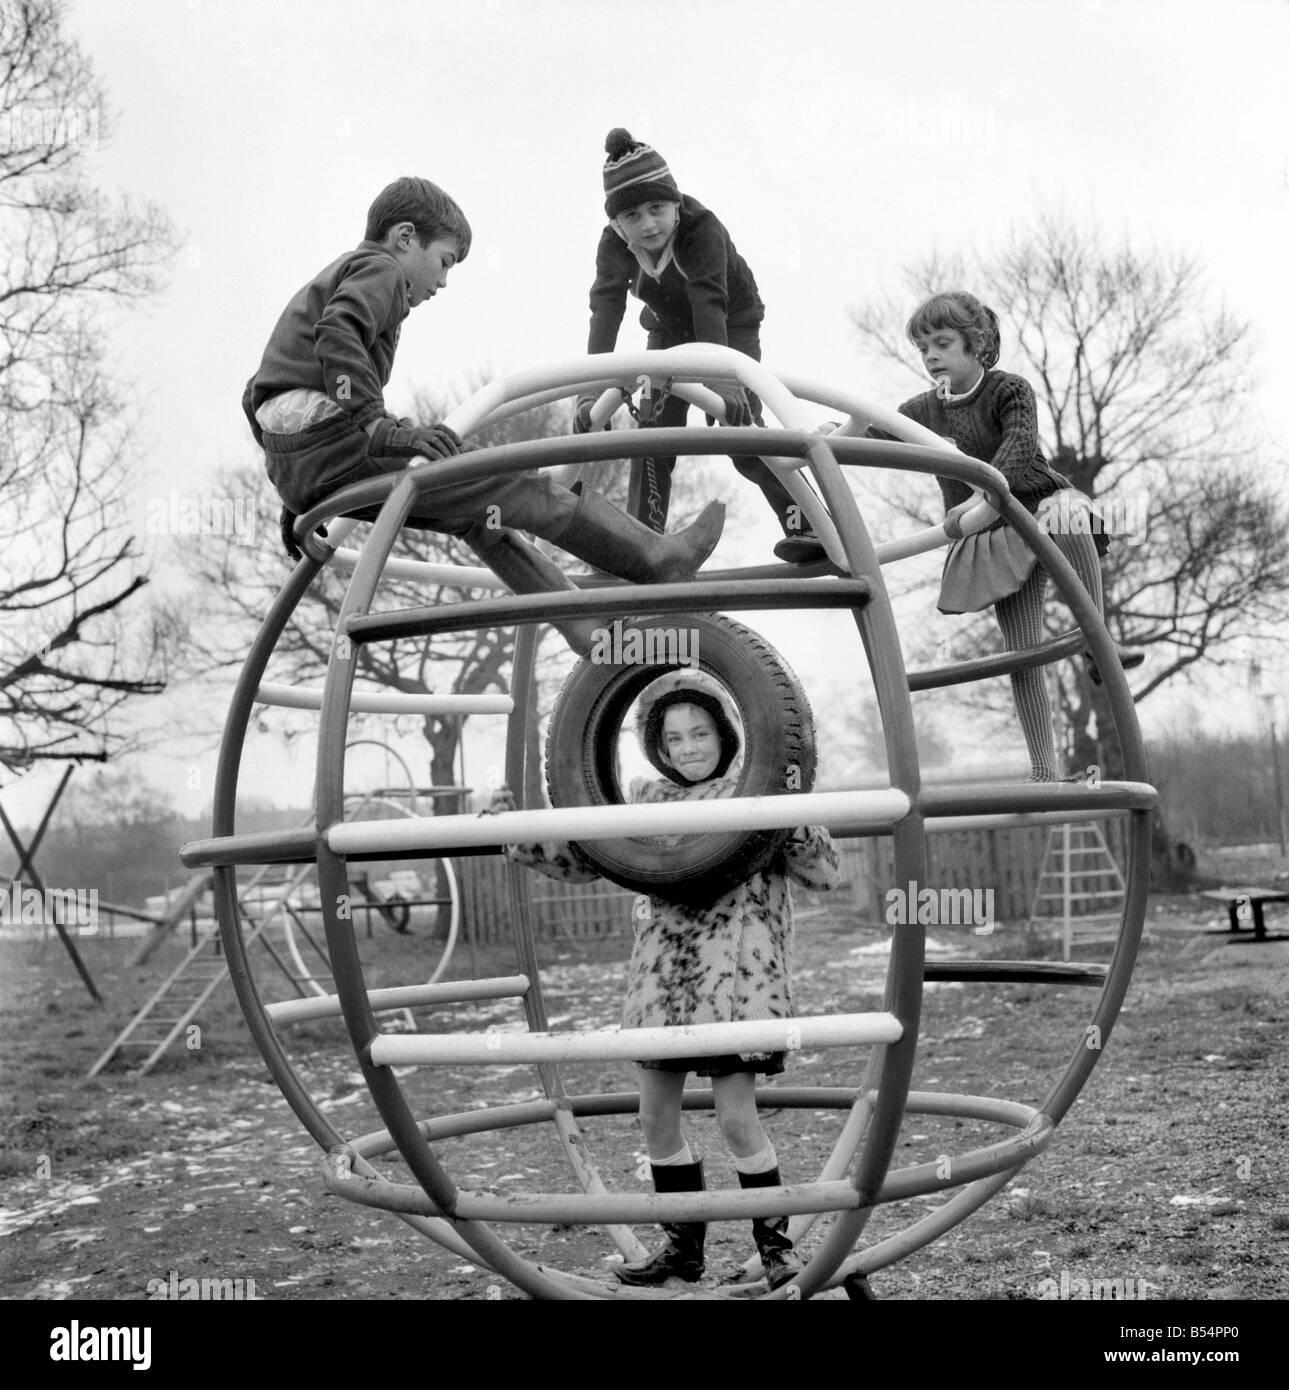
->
xmin=918 ymin=781 xmax=1158 ymax=820
xmin=329 ymin=789 xmax=911 ymax=856
xmin=924 ymin=961 xmax=1108 ymax=986
xmin=927 ymin=809 xmax=1130 ymax=832
xmin=452 ymin=1179 xmax=862 ymax=1225
xmin=256 ymin=682 xmax=513 ymax=716
xmin=1035 ymin=890 xmax=1123 ymax=902
xmin=1057 ymin=912 xmax=1124 ymax=921
xmin=267 ymin=975 xmax=530 ymax=1025
xmin=343 ymin=576 xmax=872 ymax=646
xmin=367 ymin=1012 xmax=901 ymax=1066
xmin=330 ymin=549 xmax=504 ymax=590
xmin=181 ymin=827 xmax=319 ymax=869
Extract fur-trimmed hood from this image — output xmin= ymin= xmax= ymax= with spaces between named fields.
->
xmin=634 ymin=670 xmax=744 ymax=786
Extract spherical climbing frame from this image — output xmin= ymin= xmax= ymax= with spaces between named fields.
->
xmin=182 ymin=345 xmax=1157 ymax=1300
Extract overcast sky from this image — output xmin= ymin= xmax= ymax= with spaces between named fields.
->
xmin=5 ymin=0 xmax=1288 ymax=826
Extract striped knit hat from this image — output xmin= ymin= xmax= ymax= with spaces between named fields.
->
xmin=602 ymin=128 xmax=680 ymax=219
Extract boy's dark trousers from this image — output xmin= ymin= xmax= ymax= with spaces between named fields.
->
xmin=629 ymin=323 xmax=799 ymax=535
xmin=254 ymin=409 xmax=727 ymax=659
xmin=261 ymin=413 xmax=581 ymax=539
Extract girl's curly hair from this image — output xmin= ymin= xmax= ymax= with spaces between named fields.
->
xmin=906 ymin=291 xmax=1001 ymax=370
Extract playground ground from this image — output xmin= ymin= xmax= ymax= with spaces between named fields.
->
xmin=1 ymin=886 xmax=1287 ymax=1306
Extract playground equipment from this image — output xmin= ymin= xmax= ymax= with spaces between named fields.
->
xmin=1 ymin=766 xmax=103 ymax=1002
xmin=180 ymin=345 xmax=1155 ymax=1299
xmin=90 ymin=742 xmax=461 ymax=1077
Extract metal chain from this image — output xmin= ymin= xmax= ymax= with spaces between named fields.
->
xmin=624 ymin=377 xmax=673 ymax=425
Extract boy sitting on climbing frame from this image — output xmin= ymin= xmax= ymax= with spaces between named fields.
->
xmin=241 ymin=176 xmax=725 ymax=656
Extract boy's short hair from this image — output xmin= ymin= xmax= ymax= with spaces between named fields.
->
xmin=906 ymin=291 xmax=1001 ymax=370
xmin=365 ymin=177 xmax=472 ymax=259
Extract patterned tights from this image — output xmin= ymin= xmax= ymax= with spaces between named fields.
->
xmin=993 ymin=529 xmax=1104 ymax=781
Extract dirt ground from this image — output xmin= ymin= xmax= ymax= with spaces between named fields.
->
xmin=2 ymin=887 xmax=1287 ymax=1325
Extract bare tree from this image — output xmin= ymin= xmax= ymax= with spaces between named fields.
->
xmin=176 ymin=397 xmax=589 ymax=806
xmin=0 ymin=0 xmax=179 ymax=776
xmin=849 ymin=211 xmax=1289 ymax=777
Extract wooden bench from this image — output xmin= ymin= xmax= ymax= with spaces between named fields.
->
xmin=1199 ymin=887 xmax=1289 ymax=944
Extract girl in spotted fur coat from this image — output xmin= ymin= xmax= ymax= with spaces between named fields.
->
xmin=491 ymin=670 xmax=839 ymax=1289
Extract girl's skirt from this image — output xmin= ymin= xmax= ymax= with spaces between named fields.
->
xmin=937 ymin=493 xmax=1067 ymax=615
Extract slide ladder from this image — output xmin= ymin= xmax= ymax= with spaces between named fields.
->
xmin=1028 ymin=821 xmax=1126 ymax=959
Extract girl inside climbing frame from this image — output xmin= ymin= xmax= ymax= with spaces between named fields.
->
xmin=490 ymin=669 xmax=839 ymax=1289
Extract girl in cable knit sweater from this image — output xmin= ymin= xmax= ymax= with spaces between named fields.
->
xmin=890 ymin=290 xmax=1136 ymax=781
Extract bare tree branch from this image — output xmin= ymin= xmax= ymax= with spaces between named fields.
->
xmin=0 ymin=0 xmax=180 ymax=777
xmin=849 ymin=210 xmax=1289 ymax=776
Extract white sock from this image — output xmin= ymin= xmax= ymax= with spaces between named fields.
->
xmin=734 ymin=1142 xmax=778 ymax=1175
xmin=651 ymin=1143 xmax=694 ymax=1166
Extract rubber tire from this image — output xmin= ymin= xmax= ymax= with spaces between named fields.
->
xmin=382 ymin=892 xmax=411 ymax=934
xmin=545 ymin=614 xmax=817 ymax=904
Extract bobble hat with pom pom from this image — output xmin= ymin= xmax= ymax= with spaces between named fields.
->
xmin=602 ymin=127 xmax=681 ymax=219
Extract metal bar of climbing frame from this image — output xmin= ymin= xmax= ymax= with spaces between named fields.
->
xmin=329 ymin=789 xmax=912 ymax=856
xmin=342 ymin=576 xmax=869 ymax=646
xmin=367 ymin=1012 xmax=901 ymax=1067
xmin=255 ymin=683 xmax=513 ymax=715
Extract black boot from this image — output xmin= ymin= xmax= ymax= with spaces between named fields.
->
xmin=555 ymin=483 xmax=724 ymax=585
xmin=768 ymin=498 xmax=826 ymax=564
xmin=772 ymin=530 xmax=827 ymax=564
xmin=747 ymin=464 xmax=827 ymax=564
xmin=464 ymin=524 xmax=600 ymax=658
xmin=626 ymin=455 xmax=674 ymax=534
xmin=738 ymin=1166 xmax=803 ymax=1291
xmin=616 ymin=1159 xmax=706 ymax=1287
xmin=1084 ymin=645 xmax=1146 ymax=687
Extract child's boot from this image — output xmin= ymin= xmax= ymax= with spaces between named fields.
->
xmin=1084 ymin=644 xmax=1146 ymax=687
xmin=464 ymin=525 xmax=601 ymax=658
xmin=626 ymin=456 xmax=674 ymax=534
xmin=737 ymin=1166 xmax=803 ymax=1290
xmin=772 ymin=527 xmax=827 ymax=564
xmin=555 ymin=483 xmax=724 ymax=585
xmin=615 ymin=1159 xmax=706 ymax=1287
xmin=768 ymin=498 xmax=826 ymax=564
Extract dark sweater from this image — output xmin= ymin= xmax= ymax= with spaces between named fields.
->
xmin=243 ymin=240 xmax=410 ymax=442
xmin=897 ymin=370 xmax=1071 ymax=514
xmin=586 ymin=194 xmax=763 ymax=353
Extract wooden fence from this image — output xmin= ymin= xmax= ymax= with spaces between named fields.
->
xmin=456 ymin=855 xmax=635 ymax=943
xmin=452 ymin=819 xmax=1130 ymax=941
xmin=841 ymin=818 xmax=1130 ymax=925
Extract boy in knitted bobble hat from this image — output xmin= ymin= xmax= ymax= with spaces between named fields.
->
xmin=574 ymin=130 xmax=825 ymax=564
